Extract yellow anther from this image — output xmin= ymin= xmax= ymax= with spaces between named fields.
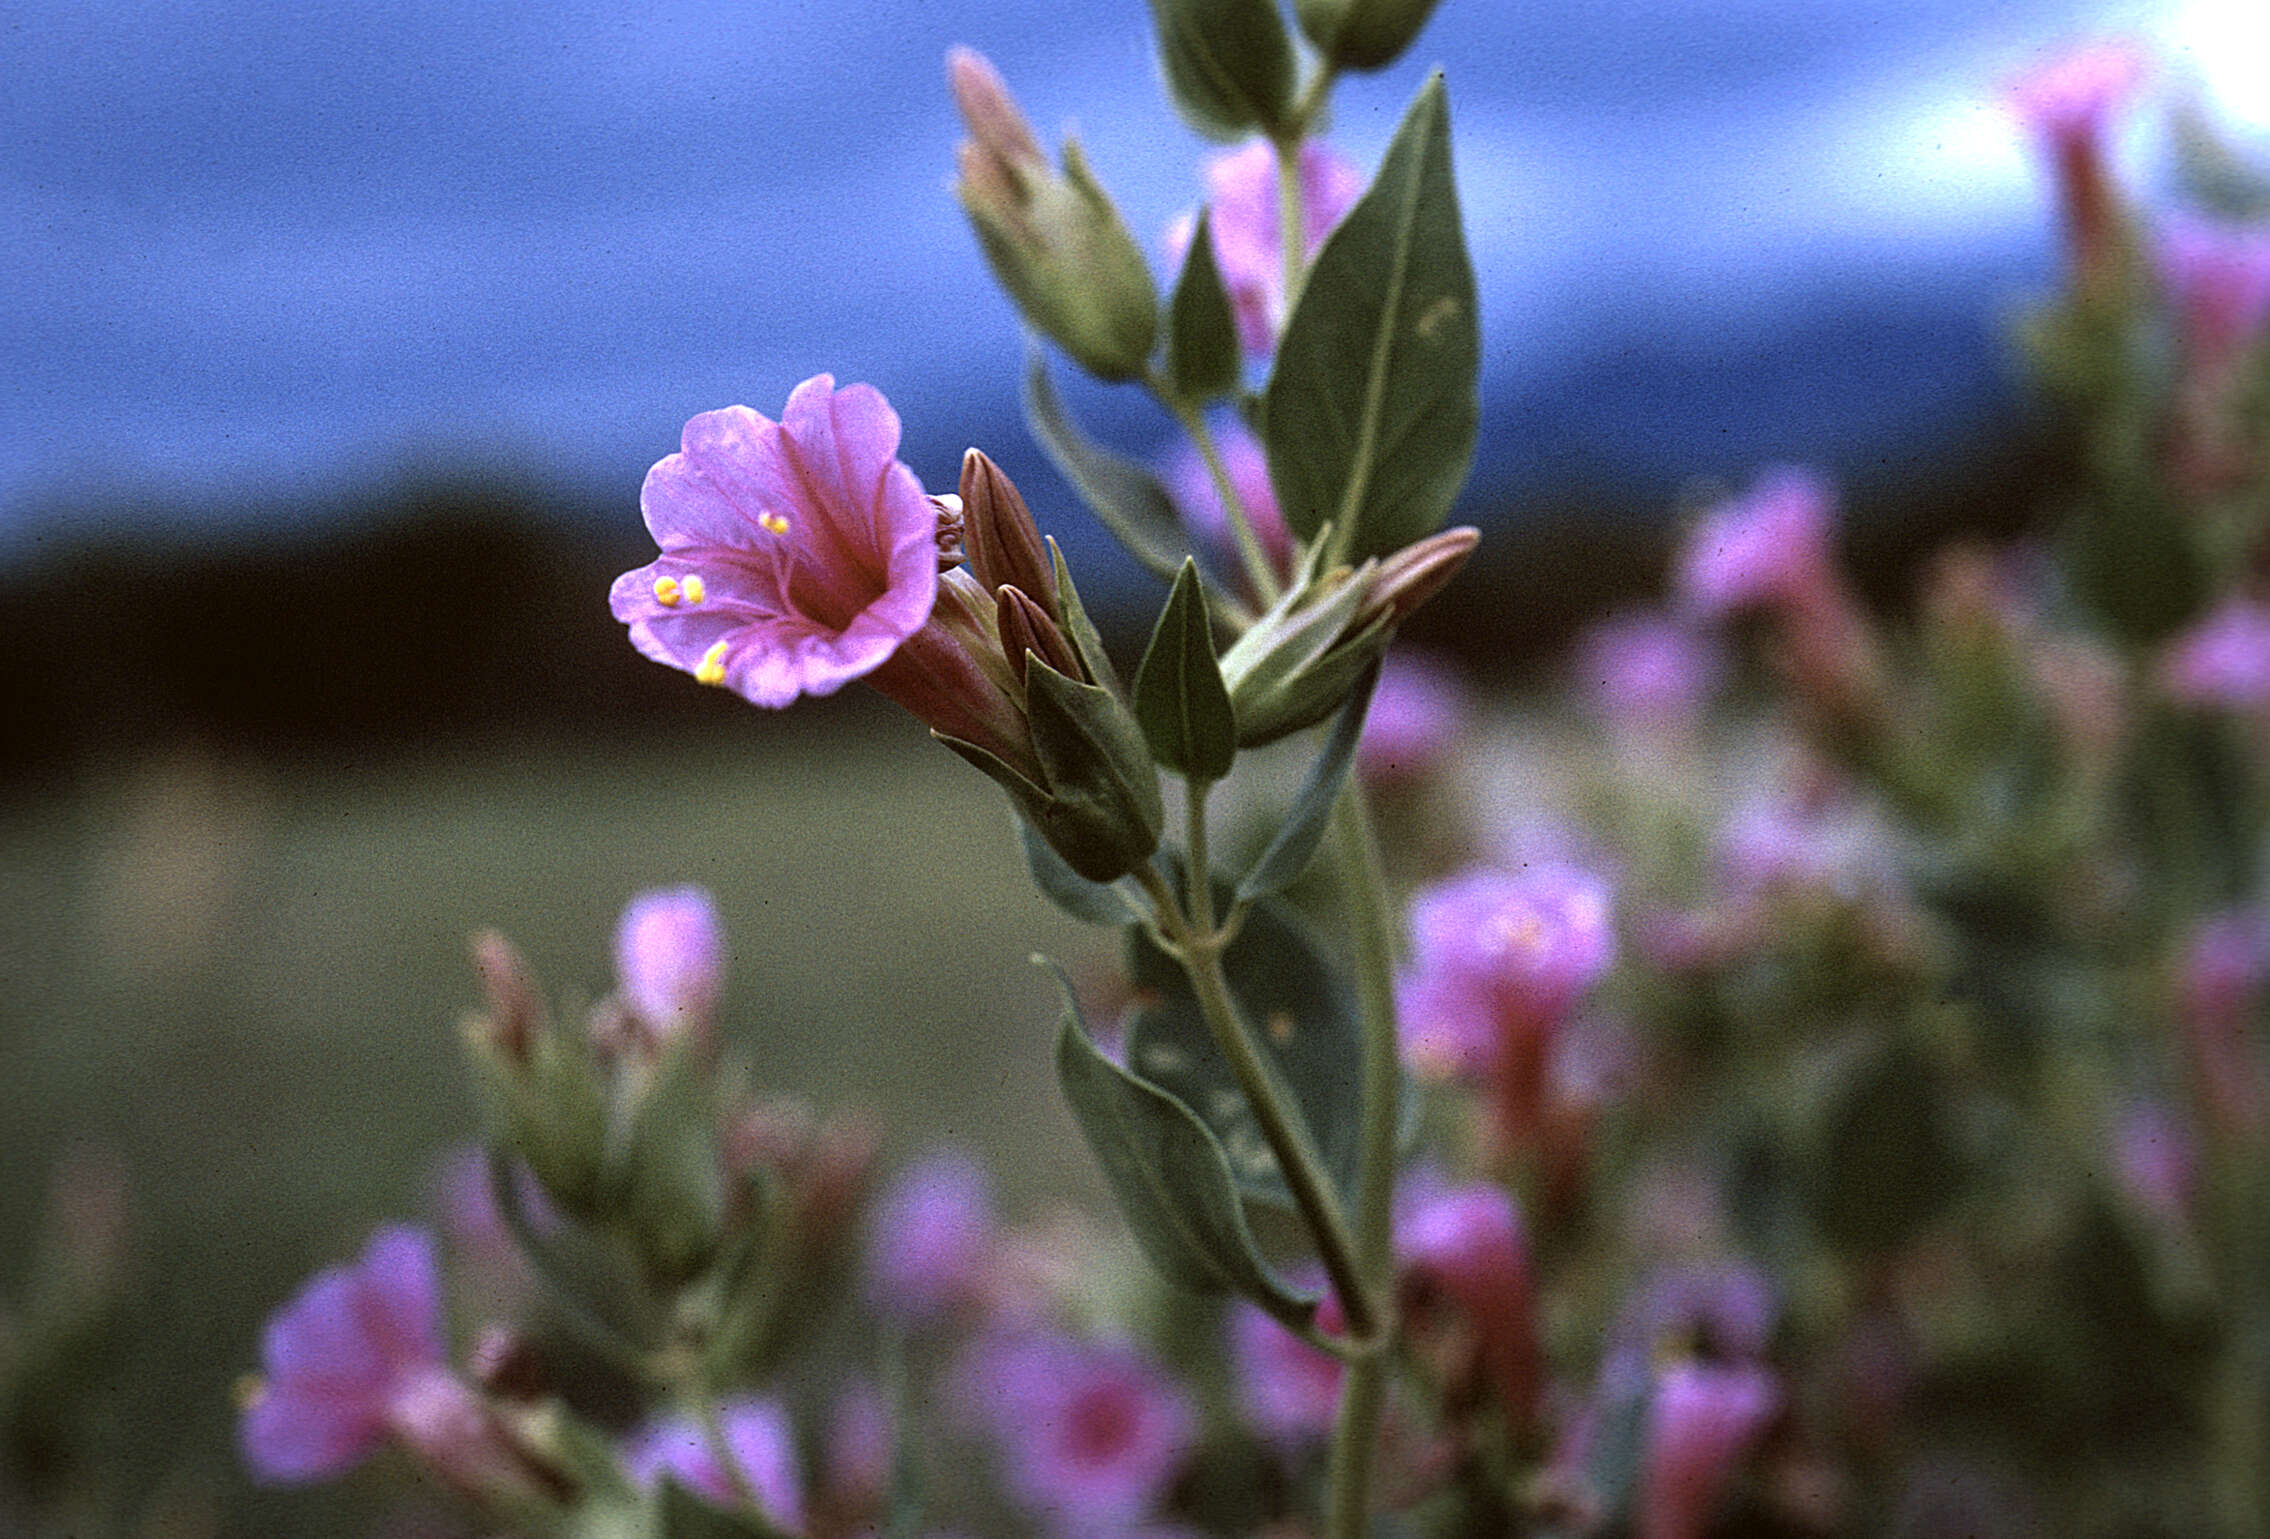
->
xmin=680 ymin=574 xmax=707 ymax=604
xmin=233 ymin=1373 xmax=269 ymax=1412
xmin=694 ymin=639 xmax=731 ymax=686
xmin=654 ymin=575 xmax=684 ymax=607
xmin=758 ymin=510 xmax=792 ymax=536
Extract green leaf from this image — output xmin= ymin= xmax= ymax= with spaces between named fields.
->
xmin=1025 ymin=661 xmax=1165 ymax=882
xmin=1124 ymin=892 xmax=1365 ymax=1210
xmin=1165 ymin=209 xmax=1242 ymax=403
xmin=1812 ymin=1039 xmax=1963 ymax=1256
xmin=1026 ymin=354 xmax=1192 ymax=584
xmin=1293 ymin=0 xmax=1448 ymax=72
xmin=1048 ymin=537 xmax=1124 ymax=697
xmin=1146 ymin=0 xmax=1296 ymax=141
xmin=613 ymin=1040 xmax=727 ymax=1284
xmin=655 ymin=1478 xmax=799 ymax=1539
xmin=1238 ymin=658 xmax=1379 ymax=900
xmin=1133 ymin=559 xmax=1239 ymax=781
xmin=1019 ymin=817 xmax=1142 ymax=925
xmin=487 ymin=1150 xmax=667 ymax=1366
xmin=1263 ymin=73 xmax=1478 ymax=562
xmin=1044 ymin=957 xmax=1319 ymax=1325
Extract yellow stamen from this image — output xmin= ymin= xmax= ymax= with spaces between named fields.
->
xmin=680 ymin=574 xmax=707 ymax=604
xmin=653 ymin=575 xmax=683 ymax=607
xmin=695 ymin=640 xmax=731 ymax=686
xmin=758 ymin=510 xmax=792 ymax=536
xmin=233 ymin=1373 xmax=268 ymax=1412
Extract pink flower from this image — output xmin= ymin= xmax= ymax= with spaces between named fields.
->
xmin=2004 ymin=39 xmax=2150 ymax=291
xmin=2163 ymin=599 xmax=2270 ymax=710
xmin=623 ymin=1396 xmax=805 ymax=1534
xmin=953 ymin=1330 xmax=1196 ymax=1531
xmin=1397 ymin=1180 xmax=1538 ymax=1424
xmin=241 ymin=1226 xmax=449 ymax=1482
xmin=240 ymin=1225 xmax=541 ymax=1507
xmin=1674 ymin=468 xmax=1838 ymax=623
xmin=2115 ymin=1099 xmax=2198 ymax=1221
xmin=614 ymin=885 xmax=727 ymax=1039
xmin=863 ymin=1148 xmax=999 ymax=1326
xmin=1574 ymin=611 xmax=1722 ymax=734
xmin=1164 ymin=416 xmax=1293 ymax=581
xmin=2004 ymin=39 xmax=2149 ymax=150
xmin=1396 ymin=864 xmax=1616 ymax=1150
xmin=2160 ymin=215 xmax=2270 ymax=378
xmin=1229 ymin=1294 xmax=1344 ymax=1447
xmin=1358 ymin=647 xmax=1468 ymax=785
xmin=611 ymin=376 xmax=1035 ymax=776
xmin=1635 ymin=1361 xmax=1779 ymax=1539
xmin=1166 ymin=139 xmax=1364 ymax=356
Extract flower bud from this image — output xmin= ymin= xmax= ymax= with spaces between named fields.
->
xmin=950 ymin=47 xmax=1158 ymax=381
xmin=1218 ymin=526 xmax=1478 ymax=745
xmin=471 ymin=929 xmax=545 ymax=1062
xmin=1021 ymin=658 xmax=1166 ymax=881
xmin=962 ymin=448 xmax=1058 ymax=610
xmin=998 ymin=584 xmax=1084 ymax=687
xmin=613 ymin=886 xmax=727 ymax=1047
xmin=1294 ymin=0 xmax=1446 ymax=71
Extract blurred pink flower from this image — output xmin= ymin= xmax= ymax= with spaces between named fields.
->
xmin=1397 ymin=1179 xmax=1538 ymax=1424
xmin=2004 ymin=39 xmax=2149 ymax=291
xmin=2177 ymin=909 xmax=2270 ymax=1138
xmin=623 ymin=1396 xmax=805 ymax=1533
xmin=1574 ymin=610 xmax=1722 ymax=733
xmin=1164 ymin=415 xmax=1293 ymax=580
xmin=1635 ymin=1360 xmax=1779 ymax=1539
xmin=241 ymin=1225 xmax=538 ymax=1505
xmin=1674 ymin=468 xmax=1837 ymax=623
xmin=2160 ymin=215 xmax=2270 ymax=376
xmin=863 ymin=1147 xmax=999 ymax=1326
xmin=953 ymin=1330 xmax=1196 ymax=1531
xmin=614 ymin=885 xmax=727 ymax=1040
xmin=2115 ymin=1099 xmax=2198 ymax=1221
xmin=2163 ymin=599 xmax=2270 ymax=710
xmin=1396 ymin=863 xmax=1616 ymax=1147
xmin=1165 ymin=139 xmax=1364 ymax=355
xmin=611 ymin=376 xmax=1035 ymax=774
xmin=1358 ymin=647 xmax=1469 ymax=784
xmin=1228 ymin=1291 xmax=1344 ymax=1447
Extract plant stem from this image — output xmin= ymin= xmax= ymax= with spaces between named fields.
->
xmin=1320 ymin=782 xmax=1405 ymax=1539
xmin=1151 ymin=374 xmax=1281 ymax=608
xmin=1152 ymin=781 xmax=1378 ymax=1341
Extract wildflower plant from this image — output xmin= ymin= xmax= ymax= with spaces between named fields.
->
xmin=220 ymin=10 xmax=2270 ymax=1539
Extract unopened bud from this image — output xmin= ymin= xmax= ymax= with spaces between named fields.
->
xmin=471 ymin=930 xmax=545 ymax=1062
xmin=1294 ymin=0 xmax=1447 ymax=72
xmin=998 ymin=585 xmax=1084 ymax=686
xmin=949 ymin=47 xmax=1158 ymax=381
xmin=1219 ymin=526 xmax=1478 ymax=745
xmin=960 ymin=450 xmax=1057 ymax=610
xmin=613 ymin=886 xmax=727 ymax=1047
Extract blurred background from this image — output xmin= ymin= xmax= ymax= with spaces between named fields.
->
xmin=3 ymin=0 xmax=2268 ymax=1531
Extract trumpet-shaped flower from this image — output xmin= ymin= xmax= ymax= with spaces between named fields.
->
xmin=1166 ymin=139 xmax=1363 ymax=356
xmin=612 ymin=376 xmax=1038 ymax=777
xmin=241 ymin=1225 xmax=506 ymax=1490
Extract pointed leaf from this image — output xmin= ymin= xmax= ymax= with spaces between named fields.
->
xmin=1263 ymin=73 xmax=1478 ymax=562
xmin=1166 ymin=209 xmax=1242 ymax=403
xmin=1045 ymin=958 xmax=1319 ymax=1326
xmin=1027 ymin=354 xmax=1192 ymax=583
xmin=1048 ymin=537 xmax=1124 ymax=696
xmin=1147 ymin=0 xmax=1296 ymax=141
xmin=1133 ymin=558 xmax=1239 ymax=781
xmin=1239 ymin=659 xmax=1379 ymax=900
xmin=1025 ymin=661 xmax=1165 ymax=881
xmin=1020 ymin=817 xmax=1142 ymax=925
xmin=1124 ymin=893 xmax=1366 ymax=1211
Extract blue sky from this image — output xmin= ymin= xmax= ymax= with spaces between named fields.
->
xmin=3 ymin=0 xmax=2263 ymax=556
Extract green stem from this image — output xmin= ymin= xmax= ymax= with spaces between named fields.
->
xmin=1152 ymin=374 xmax=1281 ymax=609
xmin=1149 ymin=781 xmax=1378 ymax=1342
xmin=1275 ymin=133 xmax=1308 ymax=330
xmin=1320 ymin=781 xmax=1405 ymax=1539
